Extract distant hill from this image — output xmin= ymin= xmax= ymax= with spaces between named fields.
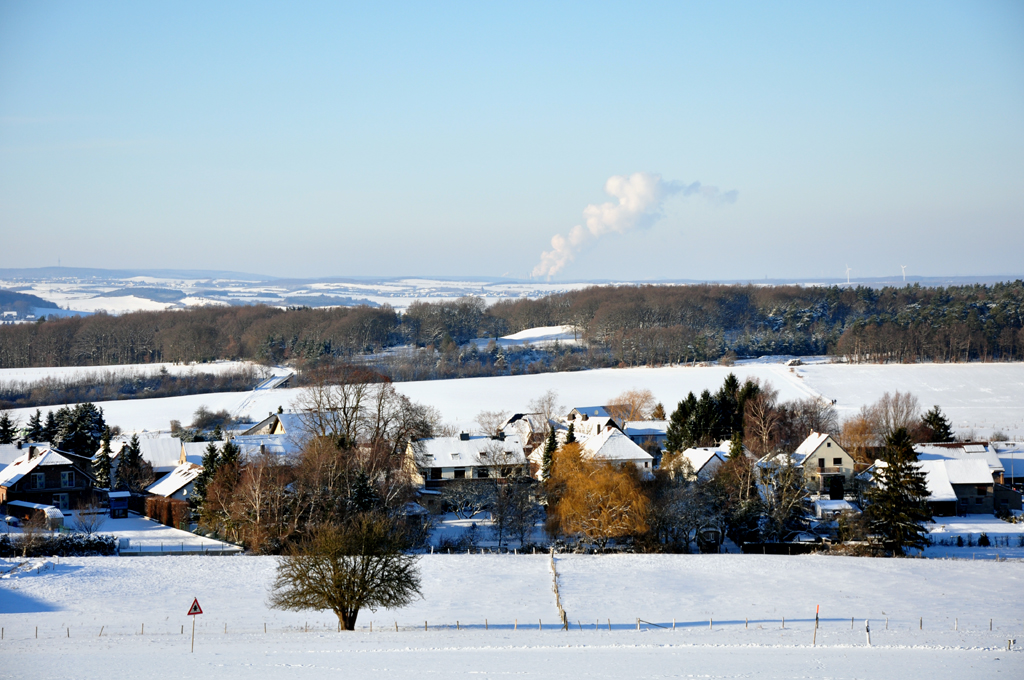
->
xmin=0 ymin=288 xmax=58 ymax=312
xmin=98 ymin=287 xmax=187 ymax=303
xmin=0 ymin=266 xmax=275 ymax=281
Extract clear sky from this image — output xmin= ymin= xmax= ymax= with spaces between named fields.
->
xmin=1 ymin=1 xmax=1022 ymax=281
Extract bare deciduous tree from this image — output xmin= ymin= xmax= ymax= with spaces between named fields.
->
xmin=72 ymin=497 xmax=107 ymax=535
xmin=269 ymin=514 xmax=421 ymax=630
xmin=871 ymin=391 xmax=921 ymax=442
xmin=606 ymin=388 xmax=656 ymax=424
xmin=743 ymin=386 xmax=781 ymax=457
xmin=527 ymin=389 xmax=563 ymax=428
xmin=440 ymin=479 xmax=492 ymax=519
xmin=475 ymin=410 xmax=510 ymax=437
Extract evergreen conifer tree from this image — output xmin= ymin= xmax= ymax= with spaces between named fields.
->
xmin=191 ymin=441 xmax=222 ymax=510
xmin=93 ymin=429 xmax=113 ymax=489
xmin=665 ymin=394 xmax=695 ymax=453
xmin=0 ymin=412 xmax=17 ymax=444
xmin=115 ymin=434 xmax=147 ymax=493
xmin=922 ymin=406 xmax=955 ymax=443
xmin=728 ymin=432 xmax=744 ymax=458
xmin=541 ymin=428 xmax=557 ymax=481
xmin=865 ymin=427 xmax=932 ymax=556
xmin=565 ymin=422 xmax=576 ymax=445
xmin=26 ymin=409 xmax=43 ymax=442
xmin=42 ymin=410 xmax=58 ymax=443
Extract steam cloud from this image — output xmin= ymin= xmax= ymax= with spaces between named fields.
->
xmin=531 ymin=172 xmax=737 ymax=279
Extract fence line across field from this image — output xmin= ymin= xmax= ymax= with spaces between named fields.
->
xmin=5 ymin=615 xmax=1023 ymax=642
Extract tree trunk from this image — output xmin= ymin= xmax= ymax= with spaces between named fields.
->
xmin=337 ymin=608 xmax=359 ymax=631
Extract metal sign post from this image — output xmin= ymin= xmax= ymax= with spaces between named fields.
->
xmin=187 ymin=598 xmax=203 ymax=653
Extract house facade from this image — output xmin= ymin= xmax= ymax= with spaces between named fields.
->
xmin=408 ymin=433 xmax=528 ymax=489
xmin=0 ymin=446 xmax=96 ymax=511
xmin=791 ymin=432 xmax=857 ymax=496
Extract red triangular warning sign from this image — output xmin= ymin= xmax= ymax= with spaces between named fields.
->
xmin=187 ymin=598 xmax=203 ymax=616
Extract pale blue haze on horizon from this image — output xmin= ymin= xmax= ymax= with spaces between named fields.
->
xmin=1 ymin=1 xmax=1022 ymax=281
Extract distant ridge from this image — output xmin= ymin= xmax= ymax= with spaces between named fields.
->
xmin=0 ymin=267 xmax=276 ymax=281
xmin=0 ymin=267 xmax=1020 ymax=288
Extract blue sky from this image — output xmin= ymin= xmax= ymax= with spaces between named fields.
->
xmin=1 ymin=1 xmax=1022 ymax=281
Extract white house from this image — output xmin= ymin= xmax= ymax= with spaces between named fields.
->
xmin=623 ymin=420 xmax=669 ymax=450
xmin=790 ymin=432 xmax=857 ymax=494
xmin=409 ymin=433 xmax=528 ymax=487
xmin=145 ymin=462 xmax=202 ymax=502
xmin=679 ymin=445 xmax=730 ymax=481
xmin=578 ymin=429 xmax=654 ymax=478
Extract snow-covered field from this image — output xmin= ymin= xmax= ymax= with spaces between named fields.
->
xmin=0 ymin=360 xmax=289 ymax=386
xmin=11 ymin=360 xmax=1023 ymax=439
xmin=1 ymin=553 xmax=1021 ymax=678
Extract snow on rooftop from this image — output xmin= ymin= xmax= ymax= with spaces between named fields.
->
xmin=416 ymin=434 xmax=526 ymax=466
xmin=580 ymin=429 xmax=653 ymax=463
xmin=0 ymin=448 xmax=73 ymax=487
xmin=146 ymin=463 xmax=202 ymax=497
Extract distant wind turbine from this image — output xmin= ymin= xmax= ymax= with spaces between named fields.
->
xmin=901 ymin=265 xmax=907 ymax=282
xmin=845 ymin=265 xmax=851 ymax=286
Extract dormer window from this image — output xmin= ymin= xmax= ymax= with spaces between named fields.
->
xmin=450 ymin=453 xmax=461 ymax=460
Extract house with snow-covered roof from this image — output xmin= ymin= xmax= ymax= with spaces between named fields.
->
xmin=623 ymin=420 xmax=669 ymax=451
xmin=578 ymin=429 xmax=654 ymax=478
xmin=145 ymin=462 xmax=202 ymax=502
xmin=0 ymin=445 xmax=96 ymax=511
xmin=678 ymin=445 xmax=730 ymax=482
xmin=860 ymin=457 xmax=1000 ymax=516
xmin=408 ymin=433 xmax=528 ymax=489
xmin=790 ymin=432 xmax=857 ymax=496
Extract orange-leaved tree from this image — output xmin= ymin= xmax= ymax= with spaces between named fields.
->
xmin=546 ymin=443 xmax=649 ymax=547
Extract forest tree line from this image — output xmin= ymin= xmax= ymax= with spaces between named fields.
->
xmin=0 ymin=281 xmax=1022 ymax=372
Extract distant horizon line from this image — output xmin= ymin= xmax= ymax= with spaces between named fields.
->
xmin=0 ymin=265 xmax=1021 ymax=288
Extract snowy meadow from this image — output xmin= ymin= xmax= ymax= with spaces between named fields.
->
xmin=1 ymin=553 xmax=1022 ymax=678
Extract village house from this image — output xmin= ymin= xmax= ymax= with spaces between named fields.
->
xmin=789 ymin=432 xmax=857 ymax=496
xmin=0 ymin=446 xmax=96 ymax=511
xmin=408 ymin=433 xmax=528 ymax=489
xmin=622 ymin=420 xmax=669 ymax=452
xmin=577 ymin=428 xmax=655 ymax=478
xmin=678 ymin=445 xmax=730 ymax=482
xmin=858 ymin=458 xmax=1000 ymax=516
xmin=145 ymin=462 xmax=203 ymax=502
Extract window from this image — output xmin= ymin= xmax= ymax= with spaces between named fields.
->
xmin=974 ymin=497 xmax=983 ymax=505
xmin=61 ymin=471 xmax=75 ymax=488
xmin=833 ymin=458 xmax=842 ymax=466
xmin=450 ymin=453 xmax=461 ymax=461
xmin=818 ymin=458 xmax=825 ymax=469
xmin=429 ymin=468 xmax=442 ymax=480
xmin=32 ymin=472 xmax=45 ymax=489
xmin=477 ymin=468 xmax=490 ymax=478
xmin=453 ymin=468 xmax=466 ymax=479
xmin=826 ymin=442 xmax=832 ymax=448
xmin=976 ymin=486 xmax=988 ymax=496
xmin=52 ymin=493 xmax=69 ymax=510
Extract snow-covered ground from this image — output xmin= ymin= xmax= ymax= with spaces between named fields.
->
xmin=0 ymin=360 xmax=289 ymax=386
xmin=1 ymin=553 xmax=1021 ymax=678
xmin=470 ymin=325 xmax=581 ymax=350
xmin=7 ymin=361 xmax=1024 ymax=438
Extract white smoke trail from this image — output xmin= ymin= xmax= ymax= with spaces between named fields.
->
xmin=531 ymin=172 xmax=737 ymax=279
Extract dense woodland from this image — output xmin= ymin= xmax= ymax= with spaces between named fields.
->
xmin=0 ymin=282 xmax=1022 ymax=375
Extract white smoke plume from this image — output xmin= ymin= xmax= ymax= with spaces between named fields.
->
xmin=531 ymin=172 xmax=737 ymax=279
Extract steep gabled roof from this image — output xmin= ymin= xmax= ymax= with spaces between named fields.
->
xmin=146 ymin=462 xmax=202 ymax=497
xmin=0 ymin=448 xmax=76 ymax=488
xmin=579 ymin=429 xmax=653 ymax=463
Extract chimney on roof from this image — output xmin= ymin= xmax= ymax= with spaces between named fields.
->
xmin=28 ymin=445 xmax=37 ymax=459
xmin=16 ymin=441 xmax=22 ymax=450
xmin=459 ymin=432 xmax=470 ymax=441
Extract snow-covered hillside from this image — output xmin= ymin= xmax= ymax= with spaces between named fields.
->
xmin=10 ymin=361 xmax=1024 ymax=438
xmin=1 ymin=554 xmax=1020 ymax=679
